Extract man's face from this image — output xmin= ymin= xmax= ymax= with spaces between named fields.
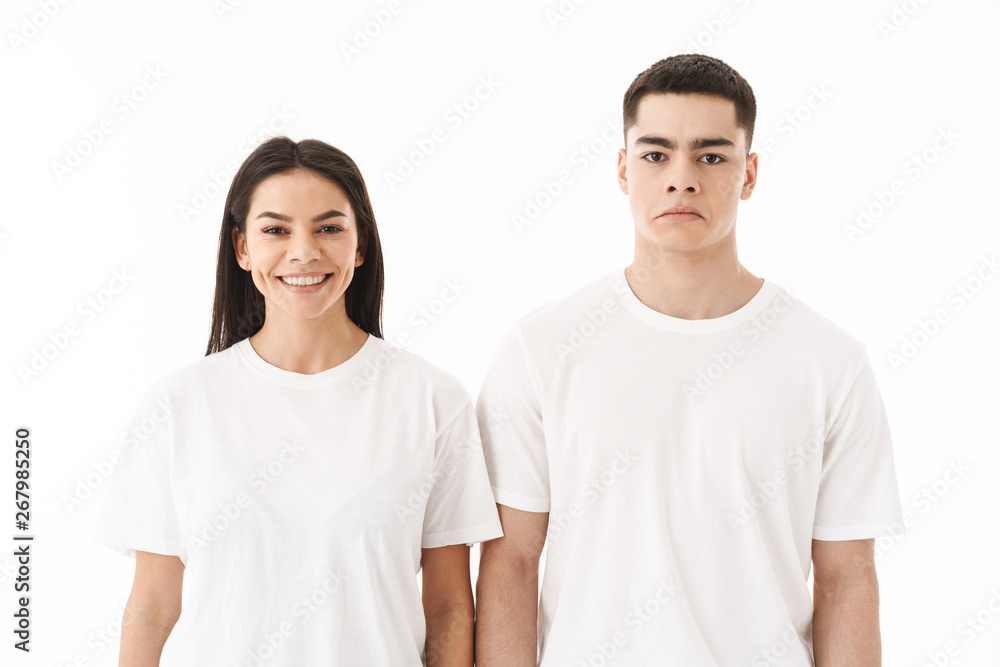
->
xmin=617 ymin=93 xmax=757 ymax=255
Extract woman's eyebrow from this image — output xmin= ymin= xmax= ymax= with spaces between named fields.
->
xmin=254 ymin=209 xmax=348 ymax=222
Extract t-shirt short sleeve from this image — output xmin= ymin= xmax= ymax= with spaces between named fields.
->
xmin=812 ymin=355 xmax=904 ymax=541
xmin=421 ymin=400 xmax=504 ymax=549
xmin=476 ymin=324 xmax=550 ymax=513
xmin=93 ymin=380 xmax=187 ymax=562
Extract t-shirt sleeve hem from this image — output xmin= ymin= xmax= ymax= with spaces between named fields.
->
xmin=492 ymin=487 xmax=550 ymax=513
xmin=94 ymin=528 xmax=187 ymax=562
xmin=812 ymin=517 xmax=904 ymax=541
xmin=421 ymin=521 xmax=504 ymax=549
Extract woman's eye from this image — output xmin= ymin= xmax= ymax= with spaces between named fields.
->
xmin=321 ymin=225 xmax=344 ymax=233
xmin=262 ymin=227 xmax=285 ymax=235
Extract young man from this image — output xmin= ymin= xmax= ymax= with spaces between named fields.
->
xmin=475 ymin=54 xmax=903 ymax=666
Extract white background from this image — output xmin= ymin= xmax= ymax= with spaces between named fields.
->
xmin=2 ymin=0 xmax=999 ymax=664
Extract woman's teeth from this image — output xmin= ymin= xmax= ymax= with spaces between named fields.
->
xmin=280 ymin=274 xmax=329 ymax=286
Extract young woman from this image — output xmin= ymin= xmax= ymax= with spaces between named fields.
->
xmin=95 ymin=137 xmax=502 ymax=665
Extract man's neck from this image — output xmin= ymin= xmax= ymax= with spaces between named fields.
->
xmin=625 ymin=244 xmax=763 ymax=321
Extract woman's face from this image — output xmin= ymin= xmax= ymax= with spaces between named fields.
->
xmin=232 ymin=168 xmax=364 ymax=325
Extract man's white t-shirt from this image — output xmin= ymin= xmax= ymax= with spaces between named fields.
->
xmin=95 ymin=334 xmax=503 ymax=666
xmin=476 ymin=268 xmax=904 ymax=666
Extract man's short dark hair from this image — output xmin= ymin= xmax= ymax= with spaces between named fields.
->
xmin=623 ymin=54 xmax=756 ymax=153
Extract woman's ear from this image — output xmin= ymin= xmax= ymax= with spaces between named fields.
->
xmin=355 ymin=227 xmax=367 ymax=268
xmin=231 ymin=226 xmax=249 ymax=270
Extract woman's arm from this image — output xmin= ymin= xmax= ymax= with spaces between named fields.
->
xmin=421 ymin=544 xmax=474 ymax=667
xmin=119 ymin=551 xmax=184 ymax=667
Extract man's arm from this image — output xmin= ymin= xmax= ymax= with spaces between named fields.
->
xmin=811 ymin=538 xmax=881 ymax=667
xmin=119 ymin=551 xmax=183 ymax=666
xmin=475 ymin=504 xmax=548 ymax=667
xmin=422 ymin=544 xmax=475 ymax=666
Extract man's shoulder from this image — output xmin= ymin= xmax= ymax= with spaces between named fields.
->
xmin=510 ymin=269 xmax=620 ymax=337
xmin=769 ymin=283 xmax=870 ymax=367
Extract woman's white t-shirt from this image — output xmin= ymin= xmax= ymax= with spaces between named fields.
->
xmin=95 ymin=334 xmax=503 ymax=666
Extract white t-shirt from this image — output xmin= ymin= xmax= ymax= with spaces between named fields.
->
xmin=95 ymin=333 xmax=503 ymax=666
xmin=476 ymin=268 xmax=904 ymax=666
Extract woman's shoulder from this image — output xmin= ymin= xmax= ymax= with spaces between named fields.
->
xmin=368 ymin=336 xmax=464 ymax=385
xmin=139 ymin=341 xmax=244 ymax=397
xmin=366 ymin=336 xmax=473 ymax=406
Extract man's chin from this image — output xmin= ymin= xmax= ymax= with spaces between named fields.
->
xmin=640 ymin=228 xmax=714 ymax=253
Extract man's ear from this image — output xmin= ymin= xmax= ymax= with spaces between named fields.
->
xmin=740 ymin=151 xmax=759 ymax=201
xmin=616 ymin=147 xmax=629 ymax=195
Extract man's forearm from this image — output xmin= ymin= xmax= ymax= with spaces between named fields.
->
xmin=475 ymin=554 xmax=538 ymax=666
xmin=812 ymin=572 xmax=881 ymax=666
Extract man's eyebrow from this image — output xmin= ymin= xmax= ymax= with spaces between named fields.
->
xmin=254 ymin=210 xmax=348 ymax=222
xmin=634 ymin=135 xmax=737 ymax=151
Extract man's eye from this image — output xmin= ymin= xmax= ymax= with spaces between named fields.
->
xmin=701 ymin=154 xmax=726 ymax=165
xmin=644 ymin=152 xmax=665 ymax=162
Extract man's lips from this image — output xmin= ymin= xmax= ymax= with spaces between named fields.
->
xmin=657 ymin=206 xmax=703 ymax=218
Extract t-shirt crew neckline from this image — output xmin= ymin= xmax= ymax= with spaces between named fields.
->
xmin=235 ymin=333 xmax=380 ymax=387
xmin=613 ymin=267 xmax=778 ymax=333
